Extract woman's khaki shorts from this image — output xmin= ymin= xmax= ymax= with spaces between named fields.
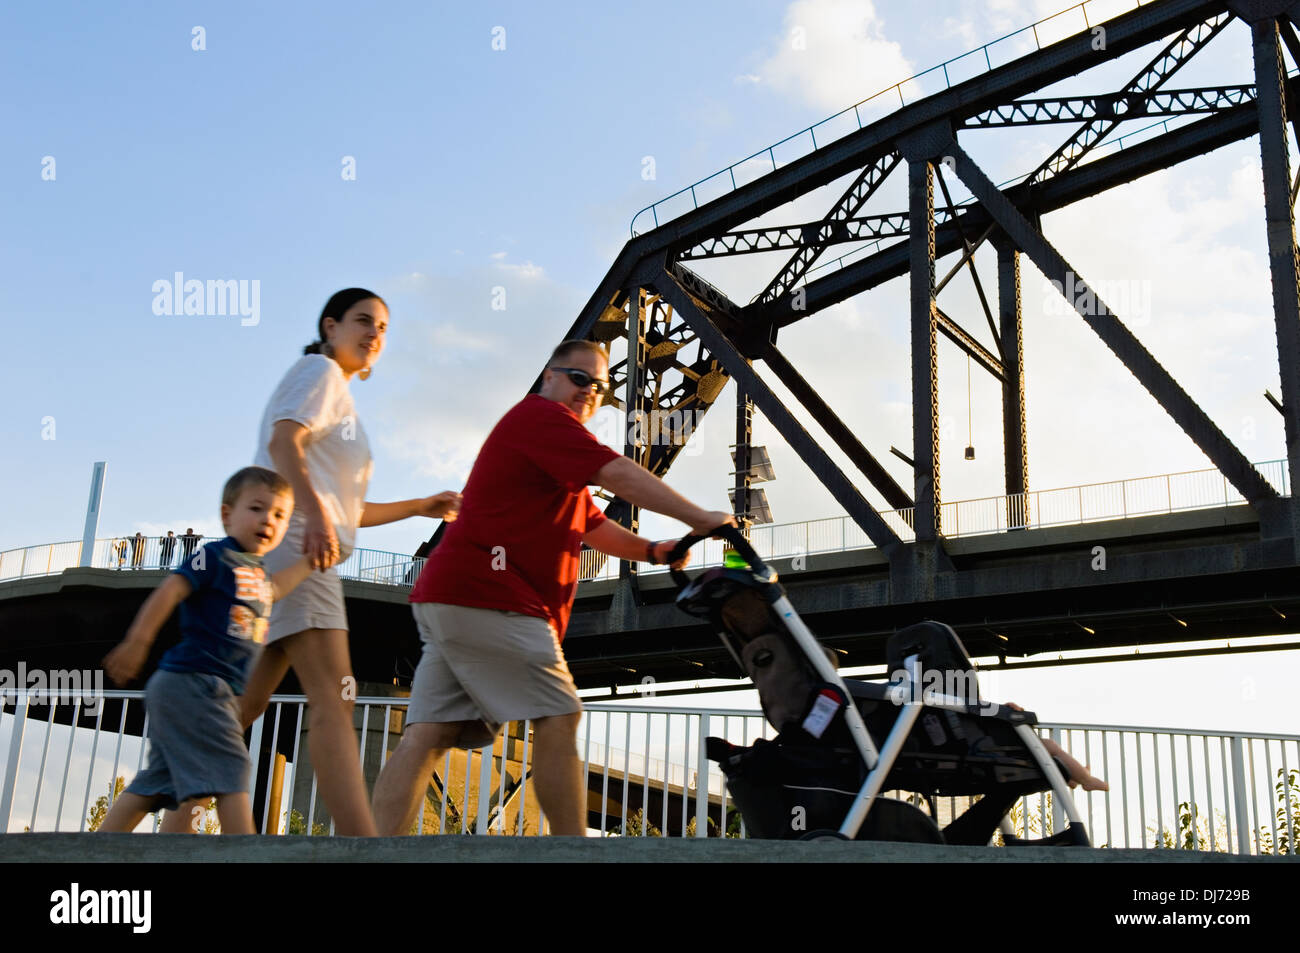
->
xmin=406 ymin=602 xmax=582 ymax=749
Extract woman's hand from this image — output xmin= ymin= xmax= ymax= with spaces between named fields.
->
xmin=302 ymin=507 xmax=341 ymax=570
xmin=417 ymin=491 xmax=463 ymax=522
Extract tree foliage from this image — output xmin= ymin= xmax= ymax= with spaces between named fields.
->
xmin=1255 ymin=768 xmax=1299 ymax=855
xmin=287 ymin=809 xmax=329 ymax=836
xmin=85 ymin=776 xmax=126 ymax=832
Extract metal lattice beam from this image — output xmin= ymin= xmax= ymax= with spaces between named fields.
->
xmin=758 ymin=94 xmax=1275 ymax=327
xmin=1028 ymin=12 xmax=1233 ymax=184
xmin=966 ymin=85 xmax=1253 ymax=128
xmin=757 ymin=152 xmax=902 ymax=303
xmin=678 ymin=212 xmax=912 ymax=260
xmin=698 ymin=76 xmax=1257 ymax=325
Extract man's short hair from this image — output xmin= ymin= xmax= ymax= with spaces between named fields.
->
xmin=547 ymin=339 xmax=607 ymax=367
xmin=221 ymin=466 xmax=292 ymax=508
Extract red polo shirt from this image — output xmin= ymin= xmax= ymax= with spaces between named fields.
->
xmin=410 ymin=394 xmax=621 ymax=639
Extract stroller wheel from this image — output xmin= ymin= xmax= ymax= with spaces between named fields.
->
xmin=799 ymin=830 xmax=850 ymax=841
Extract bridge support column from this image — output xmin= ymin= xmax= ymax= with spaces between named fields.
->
xmin=907 ymin=157 xmax=941 ymax=545
xmin=620 ymin=287 xmax=648 ymax=590
xmin=1250 ymin=16 xmax=1300 ymax=552
xmin=733 ymin=383 xmax=753 ymax=538
xmin=605 ymin=577 xmax=641 ymax=638
xmin=997 ymin=239 xmax=1029 ymax=530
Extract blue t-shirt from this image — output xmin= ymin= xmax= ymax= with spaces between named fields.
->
xmin=158 ymin=537 xmax=272 ymax=694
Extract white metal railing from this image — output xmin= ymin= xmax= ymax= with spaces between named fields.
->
xmin=579 ymin=459 xmax=1290 ymax=582
xmin=0 ymin=534 xmax=428 ymax=589
xmin=2 ymin=691 xmax=1296 ymax=851
xmin=1 ymin=459 xmax=1289 ymax=588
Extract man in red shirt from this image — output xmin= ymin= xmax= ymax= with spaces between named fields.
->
xmin=373 ymin=339 xmax=733 ymax=836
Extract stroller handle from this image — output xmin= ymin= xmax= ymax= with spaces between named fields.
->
xmin=666 ymin=524 xmax=776 ymax=590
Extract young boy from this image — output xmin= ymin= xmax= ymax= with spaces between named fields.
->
xmin=99 ymin=466 xmax=315 ymax=834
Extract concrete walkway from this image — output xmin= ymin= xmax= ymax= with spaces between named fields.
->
xmin=5 ymin=833 xmax=1290 ymax=863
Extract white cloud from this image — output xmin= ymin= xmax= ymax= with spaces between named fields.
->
xmin=940 ymin=0 xmax=1103 ymax=59
xmin=361 ymin=258 xmax=584 ymax=499
xmin=757 ymin=0 xmax=915 ymax=112
xmin=429 ymin=324 xmax=495 ymax=353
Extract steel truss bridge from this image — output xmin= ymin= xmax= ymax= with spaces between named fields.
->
xmin=506 ymin=0 xmax=1300 ymax=687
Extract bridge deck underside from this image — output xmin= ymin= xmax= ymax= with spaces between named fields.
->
xmin=6 ymin=511 xmax=1299 ymax=691
xmin=561 ymin=510 xmax=1300 ymax=685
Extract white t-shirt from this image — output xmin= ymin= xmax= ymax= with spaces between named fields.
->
xmin=254 ymin=354 xmax=373 ymax=556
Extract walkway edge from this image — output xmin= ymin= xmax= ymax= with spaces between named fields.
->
xmin=6 ymin=833 xmax=1291 ymax=863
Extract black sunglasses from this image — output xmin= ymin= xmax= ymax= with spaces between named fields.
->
xmin=550 ymin=366 xmax=610 ymax=395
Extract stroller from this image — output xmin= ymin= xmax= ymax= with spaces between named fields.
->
xmin=666 ymin=526 xmax=1091 ymax=846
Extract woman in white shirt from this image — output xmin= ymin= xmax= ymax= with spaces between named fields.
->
xmin=241 ymin=288 xmax=459 ymax=836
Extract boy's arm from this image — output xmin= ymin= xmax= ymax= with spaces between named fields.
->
xmin=270 ymin=556 xmax=315 ymax=602
xmin=103 ymin=574 xmax=193 ymax=686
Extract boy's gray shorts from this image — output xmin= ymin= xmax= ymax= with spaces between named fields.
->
xmin=125 ymin=669 xmax=249 ymax=811
xmin=406 ymin=603 xmax=582 ymax=750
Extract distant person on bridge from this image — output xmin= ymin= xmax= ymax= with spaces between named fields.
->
xmin=99 ymin=467 xmax=314 ymax=834
xmin=180 ymin=528 xmax=202 ymax=562
xmin=130 ymin=531 xmax=146 ymax=569
xmin=372 ymin=338 xmax=735 ymax=836
xmin=232 ymin=288 xmax=461 ymax=837
xmin=159 ymin=530 xmax=177 ymax=569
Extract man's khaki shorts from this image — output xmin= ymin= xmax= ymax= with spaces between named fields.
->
xmin=406 ymin=602 xmax=582 ymax=749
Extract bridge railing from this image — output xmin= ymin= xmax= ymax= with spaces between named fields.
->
xmin=0 ymin=534 xmax=429 ymax=589
xmin=2 ymin=459 xmax=1288 ymax=588
xmin=2 ymin=691 xmax=1296 ymax=851
xmin=575 ymin=458 xmax=1286 ymax=581
xmin=630 ymin=0 xmax=1146 ymax=235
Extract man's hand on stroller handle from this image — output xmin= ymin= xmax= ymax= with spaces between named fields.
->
xmin=651 ymin=539 xmax=693 ymax=570
xmin=688 ymin=512 xmax=737 ymax=536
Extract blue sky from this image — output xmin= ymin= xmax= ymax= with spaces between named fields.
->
xmin=2 ymin=0 xmax=1297 ymax=735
